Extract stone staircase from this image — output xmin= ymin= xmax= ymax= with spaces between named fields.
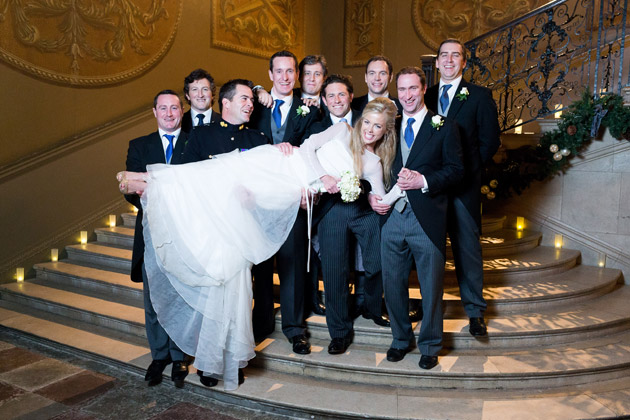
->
xmin=1 ymin=213 xmax=629 ymax=419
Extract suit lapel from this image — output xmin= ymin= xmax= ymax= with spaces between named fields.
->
xmin=406 ymin=111 xmax=435 ymax=167
xmin=282 ymin=95 xmax=300 ymax=142
xmin=447 ymin=81 xmax=468 ymax=119
xmin=171 ymin=131 xmax=187 ymax=164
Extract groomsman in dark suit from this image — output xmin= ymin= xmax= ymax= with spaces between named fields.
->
xmin=248 ymin=50 xmax=319 ymax=355
xmin=124 ymin=89 xmax=190 ymax=388
xmin=351 ymin=55 xmax=402 ymax=114
xmin=425 ymin=39 xmax=501 ymax=336
xmin=376 ymin=67 xmax=463 ymax=370
xmin=181 ymin=68 xmax=220 ymax=133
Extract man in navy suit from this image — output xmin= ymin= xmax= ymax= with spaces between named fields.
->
xmin=124 ymin=89 xmax=190 ymax=388
xmin=351 ymin=55 xmax=402 ymax=114
xmin=181 ymin=68 xmax=220 ymax=133
xmin=248 ymin=50 xmax=319 ymax=355
xmin=375 ymin=67 xmax=464 ymax=370
xmin=424 ymin=39 xmax=501 ymax=337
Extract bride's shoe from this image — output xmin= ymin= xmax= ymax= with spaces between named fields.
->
xmin=378 ymin=184 xmax=406 ymax=206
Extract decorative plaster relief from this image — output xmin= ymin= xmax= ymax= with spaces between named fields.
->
xmin=344 ymin=0 xmax=384 ymax=67
xmin=411 ymin=0 xmax=548 ymax=50
xmin=211 ymin=0 xmax=305 ymax=59
xmin=0 ymin=0 xmax=182 ymax=87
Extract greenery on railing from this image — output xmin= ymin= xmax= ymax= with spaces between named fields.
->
xmin=482 ymin=91 xmax=630 ymax=199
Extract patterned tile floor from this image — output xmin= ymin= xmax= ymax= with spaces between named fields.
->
xmin=0 ymin=330 xmax=288 ymax=420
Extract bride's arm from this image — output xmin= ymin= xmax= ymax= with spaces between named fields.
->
xmin=300 ymin=123 xmax=351 ymax=184
xmin=361 ymin=158 xmax=403 ymax=212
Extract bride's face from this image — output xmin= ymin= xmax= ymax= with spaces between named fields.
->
xmin=361 ymin=112 xmax=387 ymax=150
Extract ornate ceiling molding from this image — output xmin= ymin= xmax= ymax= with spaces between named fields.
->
xmin=0 ymin=0 xmax=183 ymax=87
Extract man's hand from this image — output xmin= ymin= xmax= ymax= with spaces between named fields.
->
xmin=397 ymin=167 xmax=424 ymax=191
xmin=256 ymin=89 xmax=274 ymax=108
xmin=320 ymin=174 xmax=340 ymax=194
xmin=302 ymin=97 xmax=320 ymax=108
xmin=274 ymin=142 xmax=296 ymax=156
xmin=368 ymin=193 xmax=390 ymax=215
xmin=299 ymin=188 xmax=320 ymax=210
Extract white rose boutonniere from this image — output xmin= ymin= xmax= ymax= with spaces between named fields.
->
xmin=431 ymin=115 xmax=444 ymax=130
xmin=456 ymin=87 xmax=469 ymax=101
xmin=296 ymin=105 xmax=310 ymax=117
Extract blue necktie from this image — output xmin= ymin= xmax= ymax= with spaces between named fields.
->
xmin=273 ymin=99 xmax=284 ymax=128
xmin=164 ymin=134 xmax=174 ymax=163
xmin=440 ymin=84 xmax=452 ymax=114
xmin=196 ymin=114 xmax=204 ymax=126
xmin=404 ymin=118 xmax=415 ymax=148
xmin=340 ymin=118 xmax=347 ymax=124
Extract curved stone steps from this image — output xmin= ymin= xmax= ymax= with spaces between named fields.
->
xmin=94 ymin=226 xmax=134 ymax=248
xmin=290 ymin=286 xmax=630 ymax=349
xmin=65 ymin=242 xmax=131 ymax=271
xmin=446 ymin=229 xmax=541 ymax=258
xmin=252 ymin=328 xmax=630 ymax=390
xmin=481 ymin=215 xmax=506 ymax=233
xmin=33 ymin=261 xmax=142 ymax=302
xmin=121 ymin=212 xmax=137 ymax=228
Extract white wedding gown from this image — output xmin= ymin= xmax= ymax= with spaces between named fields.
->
xmin=140 ymin=123 xmax=402 ymax=390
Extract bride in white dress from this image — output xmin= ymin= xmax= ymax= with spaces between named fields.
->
xmin=118 ymin=98 xmax=402 ymax=390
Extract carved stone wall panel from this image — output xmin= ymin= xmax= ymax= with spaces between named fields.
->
xmin=344 ymin=0 xmax=385 ymax=67
xmin=0 ymin=0 xmax=182 ymax=87
xmin=411 ymin=0 xmax=548 ymax=50
xmin=211 ymin=0 xmax=305 ymax=59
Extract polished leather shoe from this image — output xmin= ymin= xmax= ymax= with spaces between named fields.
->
xmin=311 ymin=299 xmax=326 ymax=316
xmin=238 ymin=368 xmax=245 ymax=385
xmin=197 ymin=370 xmax=218 ymax=387
xmin=418 ymin=355 xmax=438 ymax=370
xmin=145 ymin=357 xmax=171 ymax=386
xmin=328 ymin=337 xmax=351 ymax=355
xmin=171 ymin=360 xmax=189 ymax=388
xmin=363 ymin=311 xmax=391 ymax=327
xmin=386 ymin=346 xmax=412 ymax=362
xmin=469 ymin=317 xmax=488 ymax=336
xmin=289 ymin=334 xmax=311 ymax=355
xmin=409 ymin=307 xmax=423 ymax=323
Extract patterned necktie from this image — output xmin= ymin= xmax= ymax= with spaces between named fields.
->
xmin=272 ymin=99 xmax=284 ymax=128
xmin=404 ymin=118 xmax=416 ymax=148
xmin=440 ymin=84 xmax=452 ymax=114
xmin=196 ymin=114 xmax=204 ymax=126
xmin=164 ymin=134 xmax=174 ymax=163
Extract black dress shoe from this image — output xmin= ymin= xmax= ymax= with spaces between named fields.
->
xmin=238 ymin=368 xmax=245 ymax=385
xmin=197 ymin=370 xmax=218 ymax=387
xmin=328 ymin=337 xmax=351 ymax=355
xmin=289 ymin=334 xmax=311 ymax=355
xmin=363 ymin=311 xmax=391 ymax=327
xmin=171 ymin=360 xmax=189 ymax=388
xmin=418 ymin=355 xmax=438 ymax=370
xmin=409 ymin=307 xmax=423 ymax=323
xmin=469 ymin=317 xmax=487 ymax=336
xmin=145 ymin=357 xmax=171 ymax=386
xmin=311 ymin=300 xmax=326 ymax=316
xmin=386 ymin=346 xmax=412 ymax=362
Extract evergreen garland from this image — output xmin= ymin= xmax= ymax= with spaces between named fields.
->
xmin=481 ymin=91 xmax=630 ymax=199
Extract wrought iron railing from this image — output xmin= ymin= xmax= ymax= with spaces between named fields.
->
xmin=464 ymin=0 xmax=629 ymax=132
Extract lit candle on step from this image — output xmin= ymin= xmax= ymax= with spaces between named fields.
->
xmin=598 ymin=252 xmax=606 ymax=267
xmin=109 ymin=214 xmax=116 ymax=228
xmin=51 ymin=248 xmax=58 ymax=262
xmin=16 ymin=267 xmax=24 ymax=282
xmin=554 ymin=104 xmax=562 ymax=119
xmin=516 ymin=217 xmax=524 ymax=231
xmin=554 ymin=234 xmax=563 ymax=249
xmin=132 ymin=206 xmax=138 ymax=213
xmin=514 ymin=120 xmax=523 ymax=134
xmin=80 ymin=231 xmax=88 ymax=245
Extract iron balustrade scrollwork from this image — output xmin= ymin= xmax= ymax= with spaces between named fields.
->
xmin=464 ymin=0 xmax=630 ymax=132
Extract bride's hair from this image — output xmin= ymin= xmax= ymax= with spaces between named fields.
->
xmin=350 ymin=97 xmax=398 ymax=189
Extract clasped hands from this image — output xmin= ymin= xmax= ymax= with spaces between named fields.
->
xmin=368 ymin=167 xmax=424 ymax=215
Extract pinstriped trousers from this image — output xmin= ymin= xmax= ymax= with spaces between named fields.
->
xmin=318 ymin=199 xmax=382 ymax=339
xmin=381 ymin=205 xmax=445 ymax=356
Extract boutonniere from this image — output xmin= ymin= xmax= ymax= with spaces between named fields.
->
xmin=430 ymin=115 xmax=444 ymax=130
xmin=296 ymin=105 xmax=310 ymax=117
xmin=456 ymin=87 xmax=469 ymax=101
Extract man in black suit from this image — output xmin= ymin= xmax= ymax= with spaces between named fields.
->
xmin=351 ymin=55 xmax=402 ymax=114
xmin=425 ymin=39 xmax=501 ymax=337
xmin=375 ymin=67 xmax=463 ymax=370
xmin=248 ymin=50 xmax=319 ymax=355
xmin=181 ymin=68 xmax=220 ymax=133
xmin=124 ymin=89 xmax=190 ymax=388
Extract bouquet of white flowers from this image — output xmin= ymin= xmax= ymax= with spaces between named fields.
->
xmin=337 ymin=170 xmax=361 ymax=203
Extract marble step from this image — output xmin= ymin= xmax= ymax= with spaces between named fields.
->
xmin=449 ymin=229 xmax=541 ymax=258
xmin=121 ymin=212 xmax=137 ymax=228
xmin=95 ymin=226 xmax=134 ymax=247
xmin=253 ymin=327 xmax=630 ymax=391
xmin=289 ymin=286 xmax=630 ymax=349
xmin=0 ymin=281 xmax=144 ymax=337
xmin=481 ymin=214 xmax=506 ymax=233
xmin=33 ymin=261 xmax=142 ymax=303
xmin=2 ymin=306 xmax=627 ymax=419
xmin=66 ymin=242 xmax=131 ymax=272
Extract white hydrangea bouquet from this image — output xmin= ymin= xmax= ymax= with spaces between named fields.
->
xmin=337 ymin=170 xmax=361 ymax=203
